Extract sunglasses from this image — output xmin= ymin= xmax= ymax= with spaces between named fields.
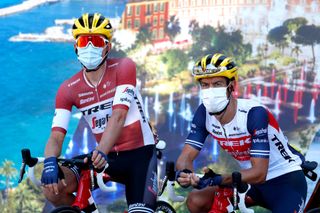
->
xmin=192 ymin=64 xmax=227 ymax=76
xmin=76 ymin=35 xmax=108 ymax=48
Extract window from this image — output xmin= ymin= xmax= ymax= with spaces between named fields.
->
xmin=146 ymin=17 xmax=151 ymax=24
xmin=160 ymin=2 xmax=165 ymax=12
xmin=153 ymin=16 xmax=158 ymax=26
xmin=152 ymin=29 xmax=157 ymax=39
xmin=127 ymin=5 xmax=132 ymax=16
xmin=154 ymin=3 xmax=159 ymax=12
xmin=160 ymin=15 xmax=164 ymax=25
xmin=127 ymin=20 xmax=132 ymax=29
xmin=146 ymin=4 xmax=151 ymax=15
xmin=136 ymin=5 xmax=140 ymax=15
xmin=159 ymin=28 xmax=164 ymax=39
xmin=134 ymin=19 xmax=140 ymax=29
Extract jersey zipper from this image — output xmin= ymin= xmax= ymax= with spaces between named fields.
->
xmin=95 ymin=87 xmax=100 ymax=102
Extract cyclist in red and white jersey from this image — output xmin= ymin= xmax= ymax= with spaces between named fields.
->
xmin=41 ymin=13 xmax=157 ymax=213
xmin=176 ymin=53 xmax=307 ymax=213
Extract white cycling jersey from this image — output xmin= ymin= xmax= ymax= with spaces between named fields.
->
xmin=186 ymin=99 xmax=302 ymax=180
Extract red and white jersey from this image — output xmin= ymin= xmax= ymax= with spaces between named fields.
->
xmin=51 ymin=58 xmax=155 ymax=152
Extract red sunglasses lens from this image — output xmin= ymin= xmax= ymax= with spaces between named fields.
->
xmin=77 ymin=35 xmax=106 ymax=48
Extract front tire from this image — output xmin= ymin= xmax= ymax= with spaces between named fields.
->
xmin=156 ymin=200 xmax=176 ymax=213
xmin=50 ymin=206 xmax=81 ymax=213
xmin=306 ymin=208 xmax=320 ymax=213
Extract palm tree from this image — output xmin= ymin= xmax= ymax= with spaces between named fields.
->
xmin=291 ymin=45 xmax=302 ymax=58
xmin=165 ymin=15 xmax=181 ymax=42
xmin=0 ymin=160 xmax=17 ymax=193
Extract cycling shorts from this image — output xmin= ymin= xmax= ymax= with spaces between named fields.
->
xmin=247 ymin=170 xmax=307 ymax=213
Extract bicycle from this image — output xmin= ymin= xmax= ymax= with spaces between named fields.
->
xmin=18 ymin=142 xmax=183 ymax=213
xmin=195 ymin=160 xmax=320 ymax=213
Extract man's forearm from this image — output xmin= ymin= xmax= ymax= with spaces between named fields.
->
xmin=97 ymin=110 xmax=126 ymax=154
xmin=44 ymin=135 xmax=63 ymax=158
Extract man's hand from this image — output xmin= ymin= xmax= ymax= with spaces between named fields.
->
xmin=91 ymin=150 xmax=108 ymax=170
xmin=176 ymin=169 xmax=193 ymax=188
xmin=192 ymin=167 xmax=222 ymax=189
xmin=41 ymin=157 xmax=66 ymax=195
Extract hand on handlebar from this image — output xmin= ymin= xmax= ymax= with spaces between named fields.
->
xmin=176 ymin=169 xmax=193 ymax=188
xmin=41 ymin=157 xmax=66 ymax=195
xmin=192 ymin=167 xmax=222 ymax=190
xmin=85 ymin=150 xmax=108 ymax=171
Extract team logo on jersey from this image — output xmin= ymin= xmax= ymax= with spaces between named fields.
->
xmin=122 ymin=87 xmax=135 ymax=96
xmin=212 ymin=129 xmax=223 ymax=135
xmin=92 ymin=114 xmax=110 ymax=129
xmin=78 ymin=91 xmax=94 ymax=97
xmin=271 ymin=134 xmax=295 ymax=162
xmin=67 ymin=78 xmax=80 ymax=87
xmin=253 ymin=128 xmax=267 ymax=136
xmin=80 ymin=97 xmax=95 ymax=105
xmin=218 ymin=137 xmax=251 ymax=146
xmin=81 ymin=101 xmax=112 ymax=116
xmin=148 ymin=171 xmax=157 ymax=197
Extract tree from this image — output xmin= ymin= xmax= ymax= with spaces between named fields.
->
xmin=161 ymin=49 xmax=188 ymax=78
xmin=135 ymin=24 xmax=153 ymax=46
xmin=0 ymin=160 xmax=17 ymax=193
xmin=293 ymin=24 xmax=320 ymax=65
xmin=291 ymin=45 xmax=302 ymax=59
xmin=267 ymin=26 xmax=289 ymax=53
xmin=109 ymin=37 xmax=127 ymax=58
xmin=165 ymin=15 xmax=181 ymax=42
xmin=283 ymin=17 xmax=308 ymax=35
xmin=189 ymin=24 xmax=217 ymax=60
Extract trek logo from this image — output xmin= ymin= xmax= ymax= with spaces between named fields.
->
xmin=92 ymin=114 xmax=110 ymax=129
xmin=219 ymin=137 xmax=251 ymax=146
xmin=271 ymin=135 xmax=295 ymax=162
xmin=81 ymin=101 xmax=112 ymax=116
xmin=122 ymin=87 xmax=135 ymax=96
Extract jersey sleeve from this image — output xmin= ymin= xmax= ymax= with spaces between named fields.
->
xmin=51 ymin=83 xmax=73 ymax=134
xmin=247 ymin=106 xmax=270 ymax=159
xmin=185 ymin=104 xmax=209 ymax=151
xmin=112 ymin=58 xmax=137 ymax=110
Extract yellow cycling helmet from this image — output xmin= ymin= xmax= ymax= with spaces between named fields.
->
xmin=192 ymin=53 xmax=238 ymax=81
xmin=72 ymin=13 xmax=113 ymax=40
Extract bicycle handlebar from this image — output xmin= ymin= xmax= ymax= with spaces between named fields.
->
xmin=19 ymin=149 xmax=117 ymax=192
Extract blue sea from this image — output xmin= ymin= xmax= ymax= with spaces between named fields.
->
xmin=0 ymin=0 xmax=125 ymax=188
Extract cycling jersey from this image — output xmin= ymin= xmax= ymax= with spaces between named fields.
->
xmin=186 ymin=99 xmax=302 ymax=180
xmin=51 ymin=57 xmax=155 ymax=152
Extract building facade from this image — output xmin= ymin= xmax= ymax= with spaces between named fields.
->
xmin=121 ymin=0 xmax=170 ymax=43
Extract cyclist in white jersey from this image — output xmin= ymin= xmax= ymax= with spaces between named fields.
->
xmin=40 ymin=13 xmax=157 ymax=213
xmin=175 ymin=53 xmax=307 ymax=213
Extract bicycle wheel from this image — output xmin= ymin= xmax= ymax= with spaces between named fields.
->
xmin=156 ymin=200 xmax=176 ymax=213
xmin=50 ymin=206 xmax=81 ymax=213
xmin=306 ymin=208 xmax=320 ymax=213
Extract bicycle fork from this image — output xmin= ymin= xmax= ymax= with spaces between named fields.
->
xmin=73 ymin=170 xmax=99 ymax=213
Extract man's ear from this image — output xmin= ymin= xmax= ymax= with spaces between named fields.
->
xmin=74 ymin=43 xmax=78 ymax=55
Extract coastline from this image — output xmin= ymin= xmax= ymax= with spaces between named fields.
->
xmin=0 ymin=0 xmax=59 ymax=17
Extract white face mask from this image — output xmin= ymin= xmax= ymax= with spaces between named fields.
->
xmin=77 ymin=44 xmax=104 ymax=70
xmin=200 ymin=87 xmax=230 ymax=114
